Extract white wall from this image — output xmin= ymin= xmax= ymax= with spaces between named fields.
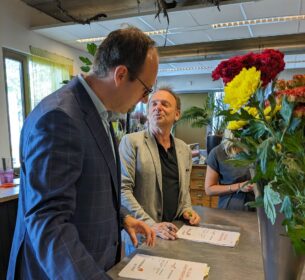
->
xmin=0 ymin=0 xmax=87 ymax=157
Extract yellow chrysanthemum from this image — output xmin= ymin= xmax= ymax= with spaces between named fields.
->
xmin=227 ymin=120 xmax=248 ymax=130
xmin=244 ymin=106 xmax=258 ymax=117
xmin=263 ymin=104 xmax=281 ymax=120
xmin=224 ymin=67 xmax=261 ymax=111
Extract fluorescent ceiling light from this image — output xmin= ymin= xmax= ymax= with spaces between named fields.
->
xmin=159 ymin=66 xmax=213 ymax=72
xmin=77 ymin=29 xmax=168 ymax=43
xmin=211 ymin=14 xmax=305 ymax=29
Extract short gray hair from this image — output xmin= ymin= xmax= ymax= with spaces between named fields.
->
xmin=149 ymin=86 xmax=181 ymax=110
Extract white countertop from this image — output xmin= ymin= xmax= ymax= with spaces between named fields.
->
xmin=0 ymin=178 xmax=20 ymax=203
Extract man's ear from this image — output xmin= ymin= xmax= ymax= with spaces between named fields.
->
xmin=113 ymin=65 xmax=128 ymax=87
xmin=175 ymin=110 xmax=181 ymax=121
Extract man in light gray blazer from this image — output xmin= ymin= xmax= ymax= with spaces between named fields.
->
xmin=119 ymin=87 xmax=200 ymax=255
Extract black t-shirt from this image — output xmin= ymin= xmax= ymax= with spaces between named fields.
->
xmin=156 ymin=137 xmax=179 ymax=222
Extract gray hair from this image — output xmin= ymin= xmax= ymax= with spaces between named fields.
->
xmin=148 ymin=86 xmax=181 ymax=111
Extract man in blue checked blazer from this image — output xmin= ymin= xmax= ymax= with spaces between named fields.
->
xmin=7 ymin=27 xmax=158 ymax=280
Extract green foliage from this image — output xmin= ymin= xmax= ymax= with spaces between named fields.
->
xmin=222 ymin=86 xmax=305 ymax=253
xmin=264 ymin=184 xmax=282 ymax=224
xmin=178 ymin=93 xmax=226 ymax=135
xmin=79 ymin=43 xmax=98 ymax=73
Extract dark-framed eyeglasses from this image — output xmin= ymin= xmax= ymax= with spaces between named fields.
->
xmin=135 ymin=77 xmax=153 ymax=98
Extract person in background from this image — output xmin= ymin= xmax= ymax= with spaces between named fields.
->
xmin=7 ymin=27 xmax=158 ymax=280
xmin=205 ymin=129 xmax=255 ymax=210
xmin=119 ymin=87 xmax=201 ymax=255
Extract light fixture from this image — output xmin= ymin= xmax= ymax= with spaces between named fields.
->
xmin=76 ymin=29 xmax=168 ymax=43
xmin=211 ymin=14 xmax=305 ymax=29
xmin=159 ymin=65 xmax=214 ymax=72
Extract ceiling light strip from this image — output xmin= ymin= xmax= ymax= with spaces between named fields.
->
xmin=211 ymin=14 xmax=305 ymax=29
xmin=159 ymin=66 xmax=214 ymax=72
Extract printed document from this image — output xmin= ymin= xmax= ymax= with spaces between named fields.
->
xmin=118 ymin=254 xmax=210 ymax=280
xmin=177 ymin=225 xmax=240 ymax=247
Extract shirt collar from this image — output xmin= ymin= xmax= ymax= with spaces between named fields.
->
xmin=78 ymin=74 xmax=114 ymax=122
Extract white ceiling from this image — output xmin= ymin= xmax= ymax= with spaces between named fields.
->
xmin=32 ymin=0 xmax=305 ymax=79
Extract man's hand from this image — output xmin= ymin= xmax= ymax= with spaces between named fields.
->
xmin=182 ymin=210 xmax=201 ymax=225
xmin=123 ymin=215 xmax=156 ymax=248
xmin=151 ymin=222 xmax=178 ymax=240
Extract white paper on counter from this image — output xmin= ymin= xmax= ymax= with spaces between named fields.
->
xmin=118 ymin=254 xmax=210 ymax=280
xmin=177 ymin=225 xmax=240 ymax=247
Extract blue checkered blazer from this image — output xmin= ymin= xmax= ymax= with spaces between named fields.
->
xmin=7 ymin=77 xmax=127 ymax=279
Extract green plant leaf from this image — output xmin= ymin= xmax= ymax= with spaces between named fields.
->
xmin=280 ymin=97 xmax=294 ymax=125
xmin=280 ymin=196 xmax=293 ymax=219
xmin=246 ymin=196 xmax=264 ymax=208
xmin=268 ymin=93 xmax=276 ymax=112
xmin=258 ymin=138 xmax=271 ymax=174
xmin=287 ymin=118 xmax=301 ymax=133
xmin=243 ymin=120 xmax=266 ymax=139
xmin=79 ymin=56 xmax=92 ymax=65
xmin=264 ymin=185 xmax=282 ymax=224
xmin=80 ymin=66 xmax=91 ymax=73
xmin=87 ymin=43 xmax=97 ymax=56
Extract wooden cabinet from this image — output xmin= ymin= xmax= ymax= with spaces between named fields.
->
xmin=190 ymin=164 xmax=218 ymax=208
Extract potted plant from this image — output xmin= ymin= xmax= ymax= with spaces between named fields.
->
xmin=178 ymin=93 xmax=226 ymax=154
xmin=212 ymin=49 xmax=305 ymax=279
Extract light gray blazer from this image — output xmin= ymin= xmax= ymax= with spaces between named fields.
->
xmin=119 ymin=129 xmax=193 ymax=227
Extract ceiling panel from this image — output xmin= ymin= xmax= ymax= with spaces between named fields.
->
xmin=140 ymin=10 xmax=198 ymax=29
xmin=96 ymin=17 xmax=151 ymax=32
xmin=189 ymin=4 xmax=244 ymax=25
xmin=251 ymin=22 xmax=299 ymax=37
xmin=167 ymin=30 xmax=211 ymax=45
xmin=205 ymin=26 xmax=250 ymax=41
xmin=242 ymin=0 xmax=303 ymax=19
xmin=298 ymin=20 xmax=305 ymax=32
xmin=56 ymin=23 xmax=109 ymax=38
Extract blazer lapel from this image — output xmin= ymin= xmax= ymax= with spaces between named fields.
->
xmin=144 ymin=130 xmax=163 ymax=193
xmin=71 ymin=78 xmax=119 ymax=201
xmin=174 ymin=138 xmax=185 ymax=201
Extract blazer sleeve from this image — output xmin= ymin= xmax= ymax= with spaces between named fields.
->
xmin=119 ymin=135 xmax=156 ymax=226
xmin=177 ymin=145 xmax=193 ymax=217
xmin=22 ymin=109 xmax=111 ymax=280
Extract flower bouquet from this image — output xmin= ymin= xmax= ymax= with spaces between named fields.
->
xmin=212 ymin=49 xmax=305 ymax=255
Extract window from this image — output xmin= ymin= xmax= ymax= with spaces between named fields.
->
xmin=29 ymin=56 xmax=72 ymax=108
xmin=3 ymin=49 xmax=29 ymax=169
xmin=3 ymin=47 xmax=73 ymax=170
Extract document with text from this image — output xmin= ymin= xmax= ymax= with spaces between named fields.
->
xmin=118 ymin=254 xmax=210 ymax=280
xmin=177 ymin=225 xmax=240 ymax=247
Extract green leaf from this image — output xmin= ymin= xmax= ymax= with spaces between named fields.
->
xmin=268 ymin=93 xmax=276 ymax=113
xmin=87 ymin=43 xmax=97 ymax=56
xmin=264 ymin=185 xmax=282 ymax=224
xmin=280 ymin=97 xmax=294 ymax=125
xmin=286 ymin=224 xmax=305 ymax=254
xmin=287 ymin=118 xmax=301 ymax=133
xmin=80 ymin=65 xmax=91 ymax=73
xmin=246 ymin=196 xmax=264 ymax=208
xmin=258 ymin=139 xmax=271 ymax=174
xmin=280 ymin=196 xmax=293 ymax=219
xmin=79 ymin=56 xmax=92 ymax=65
xmin=243 ymin=120 xmax=266 ymax=139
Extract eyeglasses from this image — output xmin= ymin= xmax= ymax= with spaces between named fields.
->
xmin=135 ymin=77 xmax=153 ymax=98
